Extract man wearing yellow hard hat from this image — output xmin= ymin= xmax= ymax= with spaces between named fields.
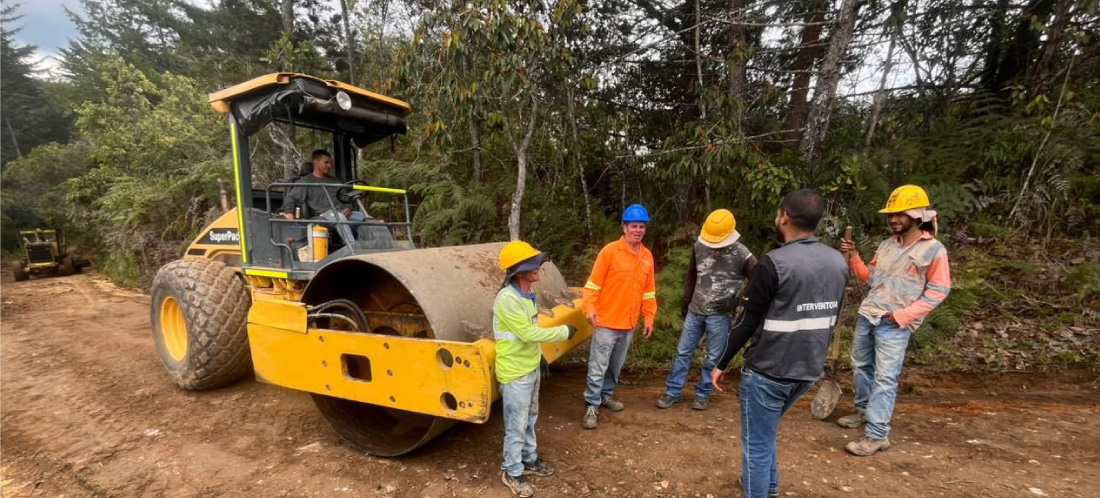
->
xmin=494 ymin=241 xmax=577 ymax=497
xmin=656 ymin=209 xmax=756 ymax=411
xmin=838 ymin=185 xmax=952 ymax=457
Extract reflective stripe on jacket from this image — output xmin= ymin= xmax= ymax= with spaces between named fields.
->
xmin=742 ymin=237 xmax=848 ymax=381
xmin=493 ymin=285 xmax=570 ymax=384
xmin=581 ymin=237 xmax=657 ymax=330
xmin=850 ymin=232 xmax=951 ymax=330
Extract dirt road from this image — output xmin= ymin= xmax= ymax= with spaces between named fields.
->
xmin=2 ymin=273 xmax=1099 ymax=497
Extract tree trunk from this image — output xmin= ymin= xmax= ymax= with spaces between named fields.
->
xmin=462 ymin=55 xmax=482 ymax=185
xmin=983 ymin=0 xmax=1056 ymax=92
xmin=727 ymin=0 xmax=747 ymax=104
xmin=1034 ymin=0 xmax=1072 ymax=93
xmin=340 ymin=0 xmax=358 ymax=84
xmin=979 ymin=0 xmax=1010 ymax=91
xmin=865 ymin=32 xmax=897 ymax=147
xmin=694 ymin=0 xmax=705 ymax=121
xmin=276 ymin=0 xmax=298 ymax=177
xmin=694 ymin=0 xmax=712 ymax=212
xmin=509 ymin=152 xmax=528 ymax=241
xmin=377 ymin=0 xmax=389 ymax=42
xmin=507 ymin=94 xmax=539 ymax=241
xmin=566 ymin=88 xmax=595 ymax=243
xmin=5 ymin=118 xmax=21 ymax=159
xmin=783 ymin=0 xmax=825 ymax=148
xmin=281 ymin=0 xmax=294 ymax=32
xmin=800 ymin=0 xmax=863 ymax=166
xmin=268 ymin=125 xmax=301 ymax=180
xmin=899 ymin=35 xmax=925 ymax=96
xmin=468 ymin=114 xmax=483 ymax=184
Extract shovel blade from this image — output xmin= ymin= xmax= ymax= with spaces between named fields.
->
xmin=810 ymin=379 xmax=842 ymax=420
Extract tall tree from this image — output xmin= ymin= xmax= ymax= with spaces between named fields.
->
xmin=981 ymin=0 xmax=1058 ymax=92
xmin=397 ymin=0 xmax=582 ymax=240
xmin=0 ymin=5 xmax=70 ymax=167
xmin=783 ymin=0 xmax=825 ymax=148
xmin=1033 ymin=0 xmax=1073 ymax=93
xmin=801 ymin=0 xmax=864 ymax=166
xmin=339 ymin=0 xmax=359 ymax=83
xmin=865 ymin=1 xmax=905 ymax=147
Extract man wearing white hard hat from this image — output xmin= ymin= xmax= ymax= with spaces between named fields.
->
xmin=656 ymin=209 xmax=756 ymax=411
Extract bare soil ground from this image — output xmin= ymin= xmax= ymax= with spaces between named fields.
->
xmin=2 ymin=272 xmax=1099 ymax=498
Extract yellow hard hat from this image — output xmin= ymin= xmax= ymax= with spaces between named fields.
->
xmin=880 ymin=185 xmax=930 ymax=213
xmin=699 ymin=209 xmax=739 ymax=248
xmin=499 ymin=240 xmax=543 ymax=270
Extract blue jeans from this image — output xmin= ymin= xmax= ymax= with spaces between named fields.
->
xmin=500 ymin=369 xmax=541 ymax=477
xmin=664 ymin=311 xmax=731 ymax=399
xmin=583 ymin=327 xmax=634 ymax=406
xmin=739 ymin=369 xmax=813 ymax=498
xmin=318 ymin=210 xmax=367 ymax=243
xmin=851 ymin=315 xmax=912 ymax=439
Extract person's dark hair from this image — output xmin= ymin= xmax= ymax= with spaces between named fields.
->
xmin=311 ymin=149 xmax=332 ymax=160
xmin=779 ymin=188 xmax=825 ymax=232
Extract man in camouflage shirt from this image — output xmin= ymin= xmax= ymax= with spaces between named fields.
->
xmin=656 ymin=209 xmax=756 ymax=411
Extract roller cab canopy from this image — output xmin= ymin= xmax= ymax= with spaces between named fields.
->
xmin=205 ymin=73 xmax=417 ymax=274
xmin=209 ymin=73 xmax=411 ymax=147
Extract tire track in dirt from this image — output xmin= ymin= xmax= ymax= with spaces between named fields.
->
xmin=2 ymin=275 xmax=284 ymax=496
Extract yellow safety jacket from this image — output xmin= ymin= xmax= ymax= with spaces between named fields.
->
xmin=493 ymin=284 xmax=570 ymax=384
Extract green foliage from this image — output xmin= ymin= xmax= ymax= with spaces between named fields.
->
xmin=1067 ymin=263 xmax=1100 ymax=300
xmin=912 ymin=278 xmax=978 ymax=351
xmin=0 ymin=141 xmax=93 ymax=249
xmin=628 ymin=247 xmax=692 ymax=369
xmin=50 ymin=55 xmax=229 ymax=285
xmin=363 ymin=159 xmax=503 ymax=246
xmin=969 ymin=221 xmax=1016 ymax=239
xmin=924 ymin=183 xmax=977 ymax=226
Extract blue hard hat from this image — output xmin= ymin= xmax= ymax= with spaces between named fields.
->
xmin=621 ymin=204 xmax=651 ymax=223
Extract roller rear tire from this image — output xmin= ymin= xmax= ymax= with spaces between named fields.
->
xmin=151 ymin=258 xmax=251 ymax=390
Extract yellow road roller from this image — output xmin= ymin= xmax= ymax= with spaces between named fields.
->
xmin=150 ymin=73 xmax=593 ymax=456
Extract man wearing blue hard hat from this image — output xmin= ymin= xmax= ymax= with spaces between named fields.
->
xmin=580 ymin=204 xmax=658 ymax=429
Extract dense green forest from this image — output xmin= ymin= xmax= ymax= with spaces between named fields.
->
xmin=2 ymin=0 xmax=1098 ymax=370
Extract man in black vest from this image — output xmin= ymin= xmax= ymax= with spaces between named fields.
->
xmin=711 ymin=189 xmax=848 ymax=498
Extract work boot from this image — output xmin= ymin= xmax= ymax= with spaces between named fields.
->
xmin=502 ymin=472 xmax=535 ymax=497
xmin=655 ymin=394 xmax=683 ymax=409
xmin=845 ymin=436 xmax=891 ymax=456
xmin=582 ymin=405 xmax=599 ymax=429
xmin=691 ymin=396 xmax=709 ymax=411
xmin=601 ymin=395 xmax=625 ymax=412
xmin=836 ymin=412 xmax=866 ymax=429
xmin=523 ymin=458 xmax=555 ymax=477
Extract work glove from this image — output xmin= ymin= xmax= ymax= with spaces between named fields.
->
xmin=566 ymin=325 xmax=578 ymax=340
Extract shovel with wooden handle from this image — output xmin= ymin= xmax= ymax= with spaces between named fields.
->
xmin=811 ymin=226 xmax=853 ymax=420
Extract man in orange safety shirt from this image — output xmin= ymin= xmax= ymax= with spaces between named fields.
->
xmin=580 ymin=204 xmax=657 ymax=430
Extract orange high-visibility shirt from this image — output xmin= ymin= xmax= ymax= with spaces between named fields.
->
xmin=582 ymin=237 xmax=658 ymax=330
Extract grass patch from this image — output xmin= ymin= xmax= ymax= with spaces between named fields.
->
xmin=1067 ymin=262 xmax=1100 ymax=300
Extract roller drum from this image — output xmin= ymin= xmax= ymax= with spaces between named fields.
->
xmin=301 ymin=243 xmax=568 ymax=456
